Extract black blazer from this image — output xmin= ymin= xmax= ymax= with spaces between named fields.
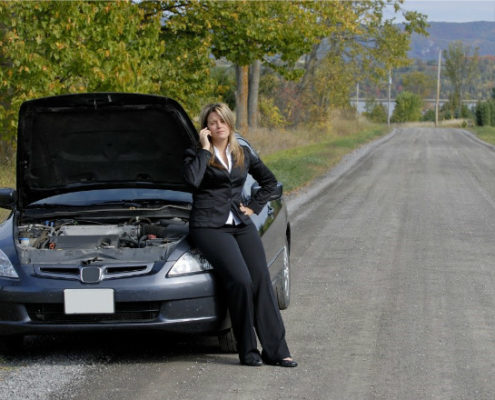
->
xmin=183 ymin=145 xmax=278 ymax=228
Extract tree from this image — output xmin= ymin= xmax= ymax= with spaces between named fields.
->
xmin=310 ymin=43 xmax=359 ymax=120
xmin=401 ymin=70 xmax=435 ymax=98
xmin=364 ymin=99 xmax=387 ymax=123
xmin=206 ymin=1 xmax=322 ymax=133
xmin=0 ymin=0 xmax=218 ymax=158
xmin=443 ymin=41 xmax=480 ymax=118
xmin=291 ymin=2 xmax=428 ymax=124
xmin=475 ymin=101 xmax=491 ymax=126
xmin=141 ymin=1 xmax=324 ymax=132
xmin=0 ymin=2 xmax=164 ymax=149
xmin=391 ymin=91 xmax=423 ymax=122
xmin=210 ymin=65 xmax=236 ymax=110
xmin=141 ymin=1 xmax=427 ymax=131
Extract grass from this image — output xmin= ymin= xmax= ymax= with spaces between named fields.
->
xmin=262 ymin=124 xmax=389 ymax=193
xmin=0 ymin=160 xmax=15 ymax=188
xmin=467 ymin=126 xmax=495 ymax=146
xmin=245 ymin=111 xmax=391 ymax=193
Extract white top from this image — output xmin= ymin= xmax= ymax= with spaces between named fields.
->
xmin=214 ymin=145 xmax=241 ymax=225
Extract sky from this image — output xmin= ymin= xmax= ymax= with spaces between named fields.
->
xmin=387 ymin=0 xmax=495 ymax=23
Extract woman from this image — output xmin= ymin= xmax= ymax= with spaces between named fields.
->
xmin=183 ymin=103 xmax=297 ymax=368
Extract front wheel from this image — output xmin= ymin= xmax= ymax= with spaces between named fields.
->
xmin=276 ymin=240 xmax=291 ymax=310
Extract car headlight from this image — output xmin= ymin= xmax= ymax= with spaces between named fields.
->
xmin=167 ymin=251 xmax=213 ymax=277
xmin=0 ymin=249 xmax=19 ymax=279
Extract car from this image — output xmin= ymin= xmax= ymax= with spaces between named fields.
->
xmin=0 ymin=93 xmax=291 ymax=352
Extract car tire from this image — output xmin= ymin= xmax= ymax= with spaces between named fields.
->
xmin=0 ymin=335 xmax=24 ymax=354
xmin=276 ymin=240 xmax=290 ymax=310
xmin=218 ymin=328 xmax=237 ymax=353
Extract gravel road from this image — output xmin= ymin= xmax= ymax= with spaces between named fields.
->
xmin=2 ymin=127 xmax=495 ymax=400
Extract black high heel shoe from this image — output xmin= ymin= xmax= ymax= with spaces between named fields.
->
xmin=277 ymin=358 xmax=298 ymax=368
xmin=240 ymin=358 xmax=263 ymax=367
xmin=262 ymin=353 xmax=298 ymax=368
xmin=240 ymin=352 xmax=263 ymax=367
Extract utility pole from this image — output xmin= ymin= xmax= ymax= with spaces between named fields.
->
xmin=356 ymin=82 xmax=360 ymax=127
xmin=435 ymin=50 xmax=442 ymax=127
xmin=356 ymin=82 xmax=360 ymax=110
xmin=387 ymin=69 xmax=392 ymax=127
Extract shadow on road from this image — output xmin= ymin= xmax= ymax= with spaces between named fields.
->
xmin=0 ymin=332 xmax=234 ymax=366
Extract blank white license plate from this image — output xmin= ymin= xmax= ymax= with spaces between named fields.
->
xmin=64 ymin=289 xmax=115 ymax=314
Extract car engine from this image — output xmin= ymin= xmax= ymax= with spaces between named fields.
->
xmin=17 ymin=217 xmax=188 ymax=251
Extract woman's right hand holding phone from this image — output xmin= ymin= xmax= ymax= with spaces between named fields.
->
xmin=200 ymin=128 xmax=212 ymax=151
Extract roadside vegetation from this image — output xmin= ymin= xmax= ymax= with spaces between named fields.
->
xmin=265 ymin=124 xmax=388 ymax=193
xmin=364 ymin=41 xmax=495 ymax=129
xmin=468 ymin=126 xmax=495 ymax=146
xmin=466 ymin=89 xmax=495 ymax=141
xmin=256 ymin=117 xmax=389 ymax=193
xmin=0 ymin=160 xmax=14 ymax=188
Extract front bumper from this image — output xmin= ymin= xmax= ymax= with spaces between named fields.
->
xmin=0 ymin=267 xmax=228 ymax=336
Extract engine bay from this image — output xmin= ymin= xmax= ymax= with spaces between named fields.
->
xmin=17 ymin=216 xmax=188 ymax=251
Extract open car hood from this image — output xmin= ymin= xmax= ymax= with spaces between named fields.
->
xmin=17 ymin=93 xmax=199 ymax=209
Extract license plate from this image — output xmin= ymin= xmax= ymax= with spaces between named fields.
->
xmin=64 ymin=289 xmax=115 ymax=314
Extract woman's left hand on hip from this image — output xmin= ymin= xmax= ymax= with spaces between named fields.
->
xmin=240 ymin=204 xmax=254 ymax=216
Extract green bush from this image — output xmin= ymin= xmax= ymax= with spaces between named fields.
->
xmin=391 ymin=91 xmax=423 ymax=122
xmin=475 ymin=101 xmax=491 ymax=126
xmin=259 ymin=96 xmax=287 ymax=128
xmin=490 ymin=101 xmax=495 ymax=126
xmin=421 ymin=109 xmax=435 ymax=122
xmin=460 ymin=104 xmax=474 ymax=120
xmin=441 ymin=102 xmax=453 ymax=120
xmin=363 ymin=101 xmax=387 ymax=123
xmin=439 ymin=98 xmax=471 ymax=120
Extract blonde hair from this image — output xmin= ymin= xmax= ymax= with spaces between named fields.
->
xmin=199 ymin=102 xmax=244 ymax=169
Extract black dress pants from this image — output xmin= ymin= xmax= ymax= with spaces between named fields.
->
xmin=190 ymin=222 xmax=290 ymax=363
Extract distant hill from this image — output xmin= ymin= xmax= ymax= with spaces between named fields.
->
xmin=408 ymin=21 xmax=495 ymax=60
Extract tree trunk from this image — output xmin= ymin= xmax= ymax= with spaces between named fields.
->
xmin=297 ymin=42 xmax=320 ymax=94
xmin=235 ymin=64 xmax=249 ymax=135
xmin=248 ymin=60 xmax=261 ymax=129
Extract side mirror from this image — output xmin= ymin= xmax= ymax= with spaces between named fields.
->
xmin=0 ymin=188 xmax=17 ymax=210
xmin=251 ymin=182 xmax=283 ymax=201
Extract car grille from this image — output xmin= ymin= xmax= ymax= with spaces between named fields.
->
xmin=26 ymin=302 xmax=161 ymax=323
xmin=35 ymin=263 xmax=154 ymax=283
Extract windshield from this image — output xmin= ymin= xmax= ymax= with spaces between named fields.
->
xmin=28 ymin=188 xmax=192 ymax=207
